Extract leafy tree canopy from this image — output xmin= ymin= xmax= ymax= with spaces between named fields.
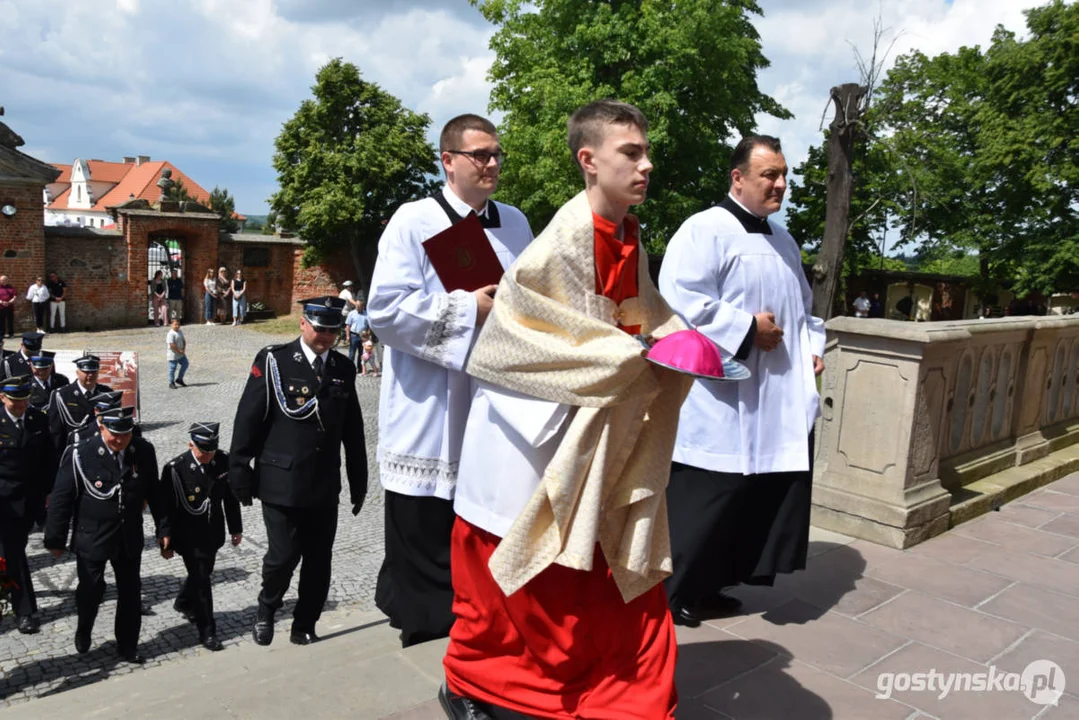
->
xmin=471 ymin=0 xmax=790 ymax=252
xmin=787 ymin=0 xmax=1078 ymax=295
xmin=270 ymin=58 xmax=438 ymax=288
xmin=208 ymin=185 xmax=239 ymax=233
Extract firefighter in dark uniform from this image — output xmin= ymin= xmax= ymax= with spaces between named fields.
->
xmin=0 ymin=336 xmax=14 ymax=378
xmin=29 ymin=350 xmax=70 ymax=412
xmin=1 ymin=332 xmax=42 ymax=381
xmin=44 ymin=406 xmax=168 ymax=663
xmin=47 ymin=354 xmax=113 ymax=451
xmin=0 ymin=375 xmax=56 ymax=634
xmin=27 ymin=351 xmax=69 ymax=531
xmin=229 ymin=296 xmax=367 ymax=646
xmin=161 ymin=422 xmax=242 ymax=652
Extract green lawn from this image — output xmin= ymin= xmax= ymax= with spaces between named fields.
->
xmin=245 ymin=313 xmax=303 ymax=336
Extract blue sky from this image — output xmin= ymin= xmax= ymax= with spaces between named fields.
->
xmin=3 ymin=0 xmax=1029 ymax=221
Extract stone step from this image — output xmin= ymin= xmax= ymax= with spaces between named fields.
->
xmin=948 ymin=442 xmax=1079 ymax=527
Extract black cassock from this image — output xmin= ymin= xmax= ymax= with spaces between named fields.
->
xmin=45 ymin=434 xmax=166 ymax=653
xmin=162 ymin=449 xmax=242 ymax=634
xmin=228 ymin=338 xmax=367 ymax=634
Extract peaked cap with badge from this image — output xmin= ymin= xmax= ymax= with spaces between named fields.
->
xmin=299 ymin=296 xmax=347 ymax=330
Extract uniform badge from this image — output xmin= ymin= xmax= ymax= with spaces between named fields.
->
xmin=94 ymin=481 xmax=102 ymax=488
xmin=301 ymin=386 xmax=309 ymax=395
xmin=190 ymin=463 xmax=197 ymax=471
xmin=194 ymin=486 xmax=200 ymax=493
xmin=251 ymin=364 xmax=262 ymax=378
xmin=98 ymin=447 xmax=105 ymax=456
xmin=293 ymin=351 xmax=303 ymax=363
xmin=188 ymin=495 xmax=196 ymax=502
xmin=332 ymin=378 xmax=344 ymax=386
xmin=324 ymin=298 xmax=333 ymax=307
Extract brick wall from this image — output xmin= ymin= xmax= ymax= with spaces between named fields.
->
xmin=291 ymin=246 xmax=356 ymax=306
xmin=44 ymin=231 xmax=130 ymax=330
xmin=0 ymin=181 xmax=47 ymax=332
xmin=217 ymin=240 xmax=297 ymax=317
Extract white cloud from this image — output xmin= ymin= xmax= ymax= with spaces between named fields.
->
xmin=753 ymin=0 xmax=1030 ymax=225
xmin=0 ymin=0 xmax=1035 ymax=216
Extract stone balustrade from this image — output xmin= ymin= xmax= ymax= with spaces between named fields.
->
xmin=813 ymin=314 xmax=1079 ymax=548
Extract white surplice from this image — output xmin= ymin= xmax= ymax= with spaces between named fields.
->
xmin=658 ymin=200 xmax=826 ymax=475
xmin=368 ymin=185 xmax=533 ymax=500
xmin=454 ymin=382 xmax=571 ymax=537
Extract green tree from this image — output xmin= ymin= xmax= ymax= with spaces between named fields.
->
xmin=164 ymin=177 xmax=193 ymax=203
xmin=786 ymin=1 xmax=1079 ymax=296
xmin=270 ymin=59 xmax=439 ymax=291
xmin=208 ymin=185 xmax=240 ymax=233
xmin=471 ymin=0 xmax=790 ymax=251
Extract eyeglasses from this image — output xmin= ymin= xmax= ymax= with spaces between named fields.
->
xmin=447 ymin=149 xmax=506 ymax=167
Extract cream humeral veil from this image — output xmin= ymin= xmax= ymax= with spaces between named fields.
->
xmin=466 ymin=191 xmax=693 ymax=602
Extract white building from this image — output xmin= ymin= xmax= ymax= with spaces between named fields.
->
xmin=44 ymin=155 xmax=243 ymax=229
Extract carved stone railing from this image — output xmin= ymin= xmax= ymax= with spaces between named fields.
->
xmin=813 ymin=315 xmax=1079 ymax=548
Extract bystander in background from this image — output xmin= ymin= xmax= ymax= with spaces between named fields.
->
xmin=167 ymin=318 xmax=189 ymax=389
xmin=231 ymin=269 xmax=247 ymax=326
xmin=151 ymin=270 xmax=168 ymax=326
xmin=26 ymin=277 xmax=49 ymax=334
xmin=0 ymin=276 xmax=16 ymax=338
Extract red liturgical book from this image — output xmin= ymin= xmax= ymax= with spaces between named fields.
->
xmin=422 ymin=213 xmax=504 ymax=292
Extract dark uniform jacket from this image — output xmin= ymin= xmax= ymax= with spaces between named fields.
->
xmin=0 ymin=407 xmax=56 ymax=524
xmin=45 ymin=434 xmax=167 ymax=561
xmin=1 ymin=351 xmax=31 ymax=381
xmin=161 ymin=449 xmax=242 ymax=555
xmin=30 ymin=372 xmax=70 ymax=412
xmin=47 ymin=382 xmax=113 ymax=451
xmin=229 ymin=338 xmax=367 ymax=508
xmin=0 ymin=349 xmax=13 ymax=380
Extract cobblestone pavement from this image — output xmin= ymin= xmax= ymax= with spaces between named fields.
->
xmin=0 ymin=322 xmax=387 ymax=705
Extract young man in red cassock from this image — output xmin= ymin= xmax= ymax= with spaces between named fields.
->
xmin=440 ymin=100 xmax=693 ymax=720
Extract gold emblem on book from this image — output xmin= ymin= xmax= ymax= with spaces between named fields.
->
xmin=455 ymin=247 xmax=475 ymax=270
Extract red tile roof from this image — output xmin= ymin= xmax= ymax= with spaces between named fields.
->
xmin=86 ymin=160 xmax=133 ymax=183
xmin=46 ymin=158 xmax=244 ymax=221
xmin=49 ymin=186 xmax=72 ymax=210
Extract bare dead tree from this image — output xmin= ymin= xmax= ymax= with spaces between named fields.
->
xmin=811 ymin=83 xmax=868 ymax=320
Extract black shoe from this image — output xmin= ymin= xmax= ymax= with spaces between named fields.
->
xmin=169 ymin=383 xmax=177 ymax=389
xmin=74 ymin=628 xmax=91 ymax=654
xmin=140 ymin=602 xmax=155 ymax=617
xmin=438 ymin=681 xmax=495 ymax=720
xmin=175 ymin=379 xmax=187 ymax=387
xmin=253 ymin=608 xmax=274 ymax=646
xmin=289 ymin=629 xmax=320 ymax=645
xmin=17 ymin=615 xmax=40 ymax=635
xmin=173 ymin=599 xmax=197 ymax=623
xmin=697 ymin=590 xmax=743 ymax=617
xmin=670 ymin=605 xmax=702 ymax=628
xmin=200 ymin=633 xmax=224 ymax=652
xmin=117 ymin=647 xmax=146 ymax=664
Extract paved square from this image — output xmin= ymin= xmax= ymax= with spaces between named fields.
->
xmin=0 ymin=322 xmax=386 ymax=705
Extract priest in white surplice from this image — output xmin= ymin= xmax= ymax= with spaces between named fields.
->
xmin=658 ymin=135 xmax=826 ymax=628
xmin=367 ymin=114 xmax=532 ymax=647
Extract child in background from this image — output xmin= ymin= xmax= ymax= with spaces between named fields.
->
xmin=360 ymin=330 xmax=380 ymax=377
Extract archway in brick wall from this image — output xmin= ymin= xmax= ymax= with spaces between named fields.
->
xmin=115 ymin=207 xmax=220 ymax=327
xmin=147 ymin=232 xmax=185 ymax=324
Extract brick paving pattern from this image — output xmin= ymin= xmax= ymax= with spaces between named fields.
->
xmin=0 ymin=322 xmax=385 ymax=705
